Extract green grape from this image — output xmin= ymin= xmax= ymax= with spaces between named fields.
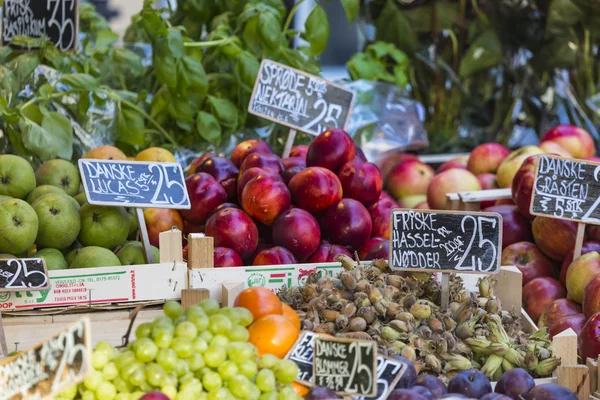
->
xmin=199 ymin=298 xmax=220 ymax=314
xmin=233 ymin=307 xmax=254 ymax=327
xmin=256 ymin=369 xmax=276 ymax=392
xmin=163 ymin=373 xmax=178 ymax=387
xmin=278 ymin=386 xmax=299 ymax=400
xmin=134 ymin=338 xmax=158 ymax=362
xmin=217 ymin=361 xmax=239 ymax=380
xmin=196 ymin=366 xmax=212 ymax=380
xmin=115 ymin=350 xmax=136 ymax=369
xmin=180 ymin=376 xmax=203 ymax=390
xmin=164 ymin=300 xmax=184 ymax=320
xmin=275 ymin=359 xmax=299 ymax=384
xmin=83 ymin=370 xmax=103 ymax=391
xmin=157 ymin=348 xmax=178 ymax=371
xmin=153 ymin=329 xmax=174 ymax=349
xmin=95 ymin=340 xmax=114 ymax=357
xmin=202 ymin=371 xmax=222 ymax=391
xmin=145 ymin=362 xmax=167 ymax=387
xmin=257 ymin=354 xmax=280 ymax=370
xmin=171 ymin=337 xmax=194 ymax=359
xmin=187 ymin=353 xmax=205 ymax=371
xmin=228 ymin=342 xmax=255 ymax=364
xmin=135 ymin=322 xmax=152 ymax=339
xmin=228 ymin=324 xmax=250 ymax=342
xmin=199 ymin=330 xmax=214 ymax=343
xmin=130 ymin=391 xmax=145 ymax=400
xmin=112 ymin=376 xmax=133 ymax=393
xmin=247 ymin=384 xmax=261 ymax=400
xmin=139 ymin=381 xmax=153 ymax=392
xmin=153 ymin=316 xmax=174 ymax=328
xmin=120 ymin=361 xmax=143 ymax=381
xmin=209 ymin=314 xmax=233 ymax=335
xmin=258 ymin=392 xmax=278 ymax=400
xmin=239 ymin=359 xmax=258 ymax=379
xmin=192 ymin=337 xmax=208 ymax=353
xmin=218 ymin=307 xmax=240 ymax=325
xmin=129 ymin=368 xmax=145 ymax=387
xmin=185 ymin=304 xmax=207 ymax=319
xmin=175 ymin=390 xmax=198 ymax=400
xmin=175 ymin=321 xmax=198 ymax=340
xmin=228 ymin=375 xmax=253 ymax=398
xmin=175 ymin=358 xmax=190 ymax=377
xmin=203 ymin=345 xmax=227 ymax=368
xmin=207 ymin=387 xmax=232 ymax=400
xmin=210 ymin=334 xmax=230 ymax=348
xmin=115 ymin=394 xmax=130 ymax=400
xmin=57 ymin=384 xmax=77 ymax=399
xmin=81 ymin=390 xmax=95 ymax=400
xmin=95 ymin=382 xmax=117 ymax=400
xmin=188 ymin=313 xmax=210 ymax=332
xmin=102 ymin=362 xmax=119 ymax=381
xmin=161 ymin=384 xmax=178 ymax=400
xmin=92 ymin=349 xmax=110 ymax=370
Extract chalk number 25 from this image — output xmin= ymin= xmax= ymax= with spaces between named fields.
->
xmin=455 ymin=216 xmax=498 ymax=273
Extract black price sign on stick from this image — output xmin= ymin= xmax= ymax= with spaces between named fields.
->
xmin=0 ymin=317 xmax=91 ymax=400
xmin=0 ymin=258 xmax=49 ymax=291
xmin=1 ymin=0 xmax=79 ymax=51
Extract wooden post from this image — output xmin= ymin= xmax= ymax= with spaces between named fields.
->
xmin=187 ymin=233 xmax=214 ymax=269
xmin=441 ymin=274 xmax=450 ymax=309
xmin=159 ymin=228 xmax=183 ymax=263
xmin=282 ymin=129 xmax=297 ymax=159
xmin=181 ymin=289 xmax=210 ymax=310
xmin=0 ymin=312 xmax=7 ymax=356
xmin=446 ymin=193 xmax=460 ymax=210
xmin=494 ymin=266 xmax=523 ymax=316
xmin=587 ymin=358 xmax=598 ymax=394
xmin=222 ymin=282 xmax=245 ymax=307
xmin=136 ymin=208 xmax=154 ymax=264
xmin=557 ymin=365 xmax=590 ymax=400
xmin=574 ymin=223 xmax=586 ymax=259
xmin=552 ymin=328 xmax=579 ymax=367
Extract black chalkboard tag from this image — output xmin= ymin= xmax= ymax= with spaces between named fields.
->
xmin=248 ymin=59 xmax=356 ymax=137
xmin=313 ymin=336 xmax=377 ymax=397
xmin=1 ymin=0 xmax=79 ymax=51
xmin=0 ymin=258 xmax=49 ymax=292
xmin=0 ymin=317 xmax=91 ymax=399
xmin=78 ymin=159 xmax=191 ymax=209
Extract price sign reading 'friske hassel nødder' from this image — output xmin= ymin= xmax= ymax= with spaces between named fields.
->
xmin=248 ymin=59 xmax=356 ymax=136
xmin=78 ymin=159 xmax=191 ymax=209
xmin=0 ymin=258 xmax=49 ymax=292
xmin=1 ymin=0 xmax=79 ymax=51
xmin=389 ymin=209 xmax=503 ymax=274
xmin=530 ymin=155 xmax=600 ymax=225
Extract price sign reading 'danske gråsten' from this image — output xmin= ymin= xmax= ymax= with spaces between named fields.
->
xmin=389 ymin=209 xmax=502 ymax=273
xmin=248 ymin=60 xmax=355 ymax=136
xmin=0 ymin=258 xmax=49 ymax=291
xmin=1 ymin=0 xmax=79 ymax=51
xmin=78 ymin=159 xmax=191 ymax=209
xmin=530 ymin=155 xmax=600 ymax=225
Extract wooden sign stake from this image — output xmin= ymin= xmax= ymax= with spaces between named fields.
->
xmin=0 ymin=312 xmax=8 ymax=356
xmin=188 ymin=234 xmax=214 ymax=269
xmin=136 ymin=208 xmax=154 ymax=264
xmin=159 ymin=228 xmax=183 ymax=263
xmin=441 ymin=274 xmax=450 ymax=309
xmin=282 ymin=129 xmax=297 ymax=159
xmin=574 ymin=222 xmax=586 ymax=259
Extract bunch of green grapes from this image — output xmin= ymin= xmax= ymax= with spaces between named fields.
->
xmin=57 ymin=300 xmax=303 ymax=400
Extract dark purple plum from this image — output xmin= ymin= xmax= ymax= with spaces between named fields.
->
xmin=525 ymin=384 xmax=577 ymax=400
xmin=306 ymin=386 xmax=342 ymax=399
xmin=411 ymin=386 xmax=434 ymax=400
xmin=481 ymin=394 xmax=512 ymax=400
xmin=440 ymin=395 xmax=468 ymax=399
xmin=447 ymin=369 xmax=492 ymax=398
xmin=416 ymin=375 xmax=448 ymax=398
xmin=282 ymin=166 xmax=304 ymax=185
xmin=495 ymin=368 xmax=535 ymax=399
xmin=392 ymin=356 xmax=417 ymax=389
xmin=389 ymin=389 xmax=427 ymax=400
xmin=195 ymin=156 xmax=239 ymax=201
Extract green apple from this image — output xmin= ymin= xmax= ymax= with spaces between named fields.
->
xmin=35 ymin=159 xmax=81 ymax=196
xmin=70 ymin=246 xmax=121 ymax=269
xmin=78 ymin=204 xmax=129 ymax=249
xmin=0 ymin=155 xmax=36 ymax=199
xmin=0 ymin=196 xmax=13 ymax=203
xmin=125 ymin=207 xmax=139 ymax=237
xmin=0 ymin=253 xmax=16 ymax=259
xmin=64 ymin=247 xmax=82 ymax=265
xmin=0 ymin=199 xmax=38 ymax=254
xmin=35 ymin=248 xmax=68 ymax=270
xmin=33 ymin=193 xmax=81 ymax=249
xmin=116 ymin=241 xmax=160 ymax=265
xmin=74 ymin=192 xmax=88 ymax=206
xmin=26 ymin=185 xmax=66 ymax=204
xmin=33 ymin=192 xmax=80 ymax=211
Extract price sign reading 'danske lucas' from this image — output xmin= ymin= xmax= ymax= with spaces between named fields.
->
xmin=78 ymin=159 xmax=191 ymax=209
xmin=530 ymin=155 xmax=600 ymax=225
xmin=0 ymin=258 xmax=49 ymax=292
xmin=389 ymin=209 xmax=502 ymax=273
xmin=248 ymin=60 xmax=355 ymax=136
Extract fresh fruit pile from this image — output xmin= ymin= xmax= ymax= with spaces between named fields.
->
xmin=57 ymin=300 xmax=303 ymax=400
xmin=182 ymin=128 xmax=394 ymax=267
xmin=280 ymin=256 xmax=559 ymax=381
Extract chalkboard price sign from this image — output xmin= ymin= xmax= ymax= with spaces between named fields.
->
xmin=248 ymin=60 xmax=356 ymax=136
xmin=0 ymin=318 xmax=91 ymax=400
xmin=313 ymin=337 xmax=377 ymax=397
xmin=78 ymin=159 xmax=191 ymax=209
xmin=530 ymin=155 xmax=600 ymax=225
xmin=0 ymin=258 xmax=49 ymax=292
xmin=286 ymin=331 xmax=317 ymax=385
xmin=1 ymin=0 xmax=79 ymax=51
xmin=389 ymin=209 xmax=502 ymax=273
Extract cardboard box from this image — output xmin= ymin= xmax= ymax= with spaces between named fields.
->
xmin=0 ymin=262 xmax=187 ymax=311
xmin=188 ymin=262 xmax=342 ymax=300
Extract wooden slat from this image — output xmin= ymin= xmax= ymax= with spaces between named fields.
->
xmin=188 ymin=234 xmax=214 ymax=269
xmin=181 ymin=288 xmax=210 ymax=309
xmin=159 ymin=229 xmax=183 ymax=263
xmin=587 ymin=358 xmax=598 ymax=394
xmin=553 ymin=328 xmax=579 ymax=366
xmin=557 ymin=365 xmax=589 ymax=400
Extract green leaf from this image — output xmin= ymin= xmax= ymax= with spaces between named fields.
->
xmin=0 ymin=95 xmax=7 ymax=113
xmin=8 ymin=54 xmax=40 ymax=87
xmin=78 ymin=92 xmax=92 ymax=116
xmin=18 ymin=109 xmax=72 ymax=160
xmin=196 ymin=111 xmax=222 ymax=145
xmin=95 ymin=29 xmax=119 ymax=52
xmin=258 ymin=12 xmax=281 ymax=51
xmin=153 ymin=53 xmax=178 ymax=88
xmin=154 ymin=28 xmax=185 ymax=59
xmin=234 ymin=51 xmax=260 ymax=92
xmin=42 ymin=111 xmax=73 ymax=159
xmin=180 ymin=56 xmax=208 ymax=94
xmin=112 ymin=48 xmax=144 ymax=77
xmin=459 ymin=30 xmax=502 ymax=78
xmin=38 ymin=84 xmax=54 ymax=98
xmin=117 ymin=104 xmax=145 ymax=147
xmin=368 ymin=42 xmax=409 ymax=66
xmin=375 ymin=0 xmax=417 ymax=55
xmin=60 ymin=73 xmax=100 ymax=90
xmin=207 ymin=96 xmax=238 ymax=129
xmin=545 ymin=0 xmax=583 ymax=37
xmin=150 ymin=85 xmax=170 ymax=125
xmin=168 ymin=94 xmax=195 ymax=124
xmin=302 ymin=5 xmax=329 ymax=56
xmin=139 ymin=7 xmax=168 ymax=40
xmin=341 ymin=0 xmax=359 ymax=23
xmin=279 ymin=47 xmax=321 ymax=75
xmin=403 ymin=3 xmax=459 ymax=33
xmin=347 ymin=53 xmax=394 ymax=82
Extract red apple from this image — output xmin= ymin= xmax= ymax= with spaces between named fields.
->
xmin=288 ymin=167 xmax=343 ymax=213
xmin=533 ymin=216 xmax=582 ymax=261
xmin=187 ymin=152 xmax=216 ymax=176
xmin=511 ymin=155 xmax=539 ymax=221
xmin=369 ymin=197 xmax=397 ymax=240
xmin=523 ymin=277 xmax=567 ymax=323
xmin=467 ymin=143 xmax=510 ymax=175
xmin=397 ymin=195 xmax=427 ymax=208
xmin=583 ymin=274 xmax=600 ymax=318
xmin=497 ymin=146 xmax=543 ymax=188
xmin=231 ymin=140 xmax=272 ymax=167
xmin=378 ymin=153 xmax=419 ymax=180
xmin=242 ymin=174 xmax=291 ymax=225
xmin=320 ymin=199 xmax=372 ymax=251
xmin=290 ymin=145 xmax=309 ymax=159
xmin=307 ymin=243 xmax=352 ymax=263
xmin=306 ymin=129 xmax=356 ymax=172
xmin=437 ymin=156 xmax=469 ymax=173
xmin=386 ymin=160 xmax=434 ymax=200
xmin=379 ymin=191 xmax=399 ymax=205
xmin=355 ymin=148 xmax=367 ymax=162
xmin=214 ymin=247 xmax=243 ymax=267
xmin=239 ymin=153 xmax=284 ymax=176
xmin=365 ymin=240 xmax=390 ymax=260
xmin=549 ymin=314 xmax=587 ymax=339
xmin=140 ymin=392 xmax=170 ymax=400
xmin=566 ymin=251 xmax=600 ymax=303
xmin=237 ymin=167 xmax=282 ymax=202
xmin=180 ymin=173 xmax=227 ymax=225
xmin=427 ymin=169 xmax=481 ymax=210
xmin=272 ymin=208 xmax=321 ymax=261
xmin=539 ymin=141 xmax=573 ymax=158
xmin=588 ymin=157 xmax=600 ymax=163
xmin=183 ymin=244 xmax=188 ymax=260
xmin=579 ymin=312 xmax=600 ymax=359
xmin=338 ymin=160 xmax=382 ymax=205
xmin=358 ymin=237 xmax=386 ymax=260
xmin=501 ymin=242 xmax=558 ymax=286
xmin=482 ymin=205 xmax=533 ymax=249
xmin=253 ymin=246 xmax=297 ymax=266
xmin=282 ymin=166 xmax=303 ymax=185
xmin=560 ymin=241 xmax=600 ymax=284
xmin=195 ymin=156 xmax=239 ymax=202
xmin=588 ymin=225 xmax=600 ymax=242
xmin=495 ymin=198 xmax=515 ymax=206
xmin=415 ymin=201 xmax=429 ymax=209
xmin=207 ymin=202 xmax=240 ymax=221
xmin=205 ymin=208 xmax=259 ymax=260
xmin=184 ymin=220 xmax=204 ymax=235
xmin=540 ymin=124 xmax=595 ymax=159
xmin=282 ymin=157 xmax=306 ymax=170
xmin=539 ymin=298 xmax=582 ymax=328
xmin=477 ymin=173 xmax=498 ymax=190
xmin=143 ymin=208 xmax=184 ymax=247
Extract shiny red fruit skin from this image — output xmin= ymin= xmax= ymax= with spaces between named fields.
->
xmin=288 ymin=167 xmax=343 ymax=213
xmin=338 ymin=160 xmax=382 ymax=206
xmin=522 ymin=277 xmax=566 ymax=324
xmin=560 ymin=241 xmax=600 ymax=285
xmin=195 ymin=156 xmax=239 ymax=202
xmin=549 ymin=314 xmax=586 ymax=338
xmin=369 ymin=198 xmax=397 ymax=240
xmin=241 ymin=174 xmax=291 ymax=225
xmin=205 ymin=208 xmax=259 ymax=260
xmin=511 ymin=155 xmax=538 ymax=221
xmin=289 ymin=145 xmax=309 ymax=159
xmin=579 ymin=312 xmax=600 ymax=360
xmin=214 ymin=247 xmax=244 ymax=267
xmin=307 ymin=244 xmax=352 ymax=263
xmin=272 ymin=208 xmax=321 ymax=261
xmin=231 ymin=140 xmax=273 ymax=167
xmin=358 ymin=237 xmax=386 ymax=260
xmin=365 ymin=240 xmax=390 ymax=260
xmin=252 ymin=246 xmax=298 ymax=265
xmin=320 ymin=199 xmax=372 ymax=252
xmin=180 ymin=173 xmax=227 ymax=225
xmin=482 ymin=205 xmax=533 ymax=249
xmin=306 ymin=128 xmax=356 ymax=172
xmin=239 ymin=153 xmax=284 ymax=176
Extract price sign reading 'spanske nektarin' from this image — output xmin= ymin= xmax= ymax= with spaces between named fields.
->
xmin=389 ymin=209 xmax=502 ymax=273
xmin=78 ymin=159 xmax=191 ymax=209
xmin=248 ymin=59 xmax=355 ymax=136
xmin=530 ymin=155 xmax=600 ymax=225
xmin=0 ymin=258 xmax=49 ymax=292
xmin=2 ymin=0 xmax=79 ymax=51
